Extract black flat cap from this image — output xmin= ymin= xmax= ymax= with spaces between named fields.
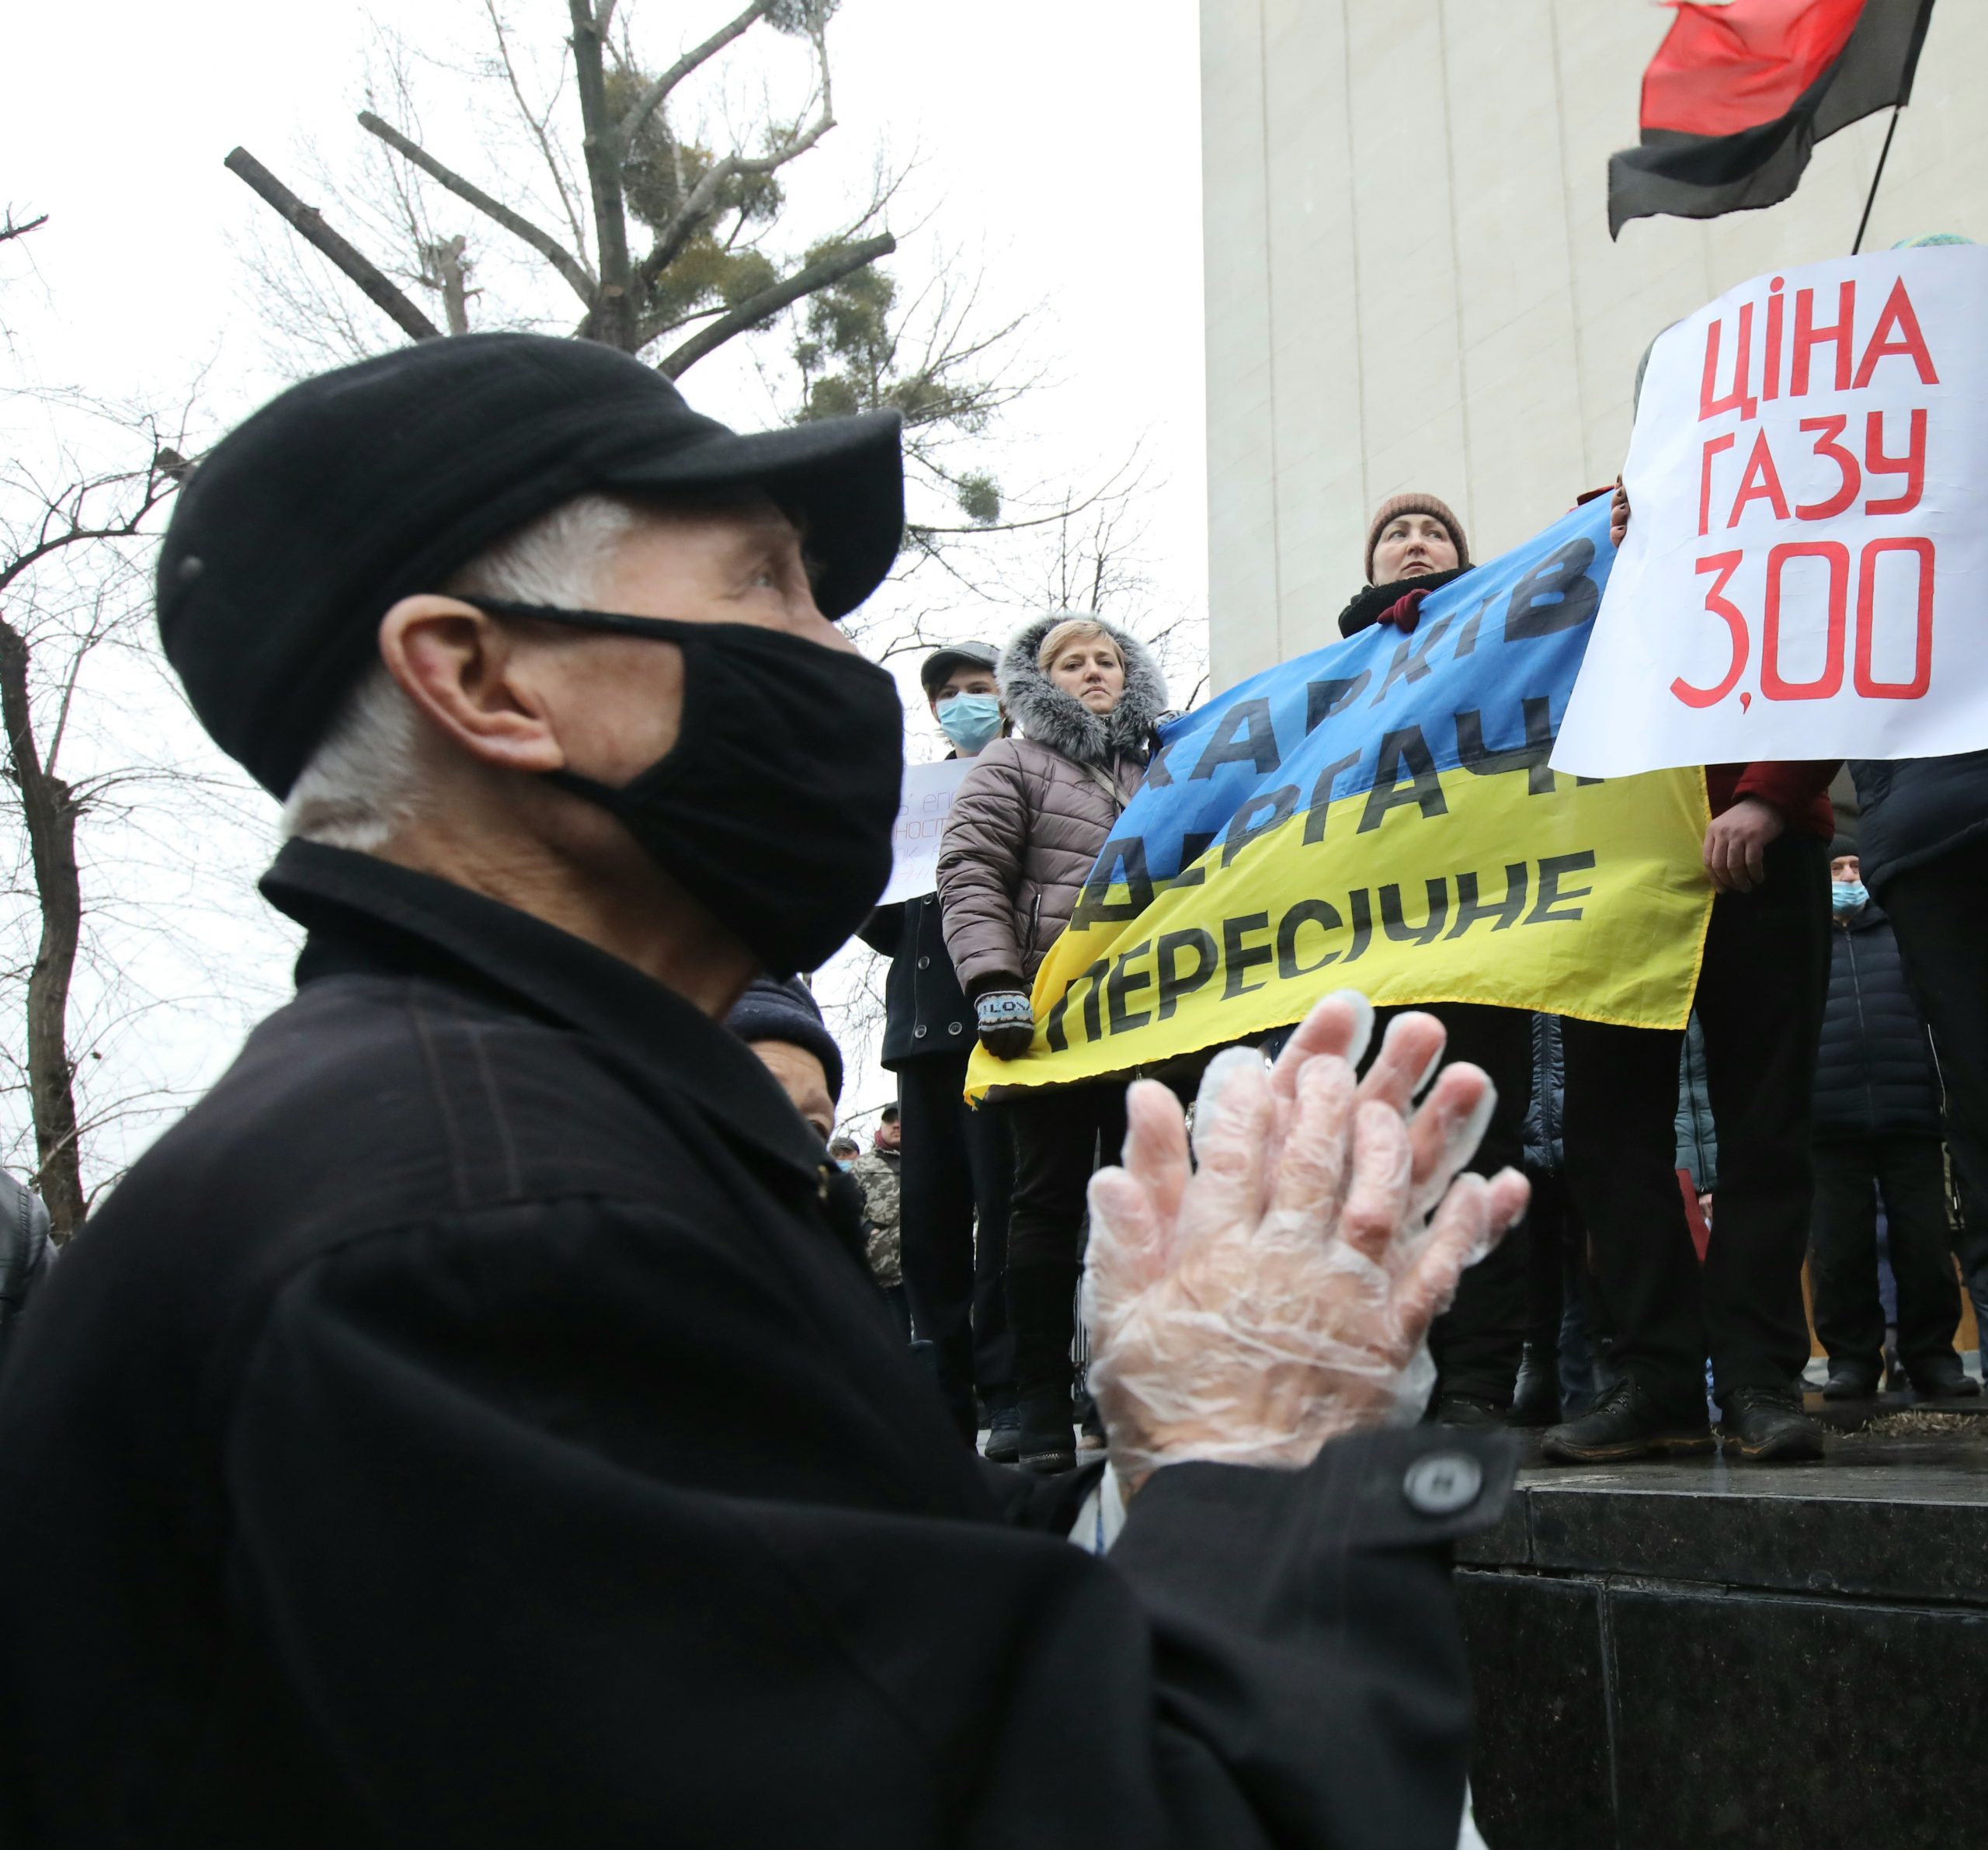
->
xmin=919 ymin=641 xmax=999 ymax=697
xmin=158 ymin=333 xmax=903 ymax=797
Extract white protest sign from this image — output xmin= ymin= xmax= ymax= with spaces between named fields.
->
xmin=1555 ymin=245 xmax=1988 ymax=777
xmin=878 ymin=757 xmax=971 ymax=905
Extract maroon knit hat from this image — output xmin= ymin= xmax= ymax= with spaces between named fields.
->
xmin=1366 ymin=492 xmax=1468 ymax=583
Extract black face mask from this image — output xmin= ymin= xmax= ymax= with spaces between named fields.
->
xmin=465 ymin=598 xmax=904 ymax=979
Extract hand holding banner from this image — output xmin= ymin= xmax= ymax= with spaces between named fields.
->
xmin=969 ymin=496 xmax=1712 ymax=1097
xmin=1555 ymin=245 xmax=1988 ymax=777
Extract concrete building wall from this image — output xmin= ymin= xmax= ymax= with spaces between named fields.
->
xmin=1201 ymin=0 xmax=1988 ymax=689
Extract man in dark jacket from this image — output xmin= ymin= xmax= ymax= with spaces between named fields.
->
xmin=859 ymin=642 xmax=1017 ymax=1453
xmin=0 ymin=332 xmax=1520 ymax=1848
xmin=1809 ymin=848 xmax=1974 ymax=1400
xmin=1545 ymin=483 xmax=1836 ymax=1464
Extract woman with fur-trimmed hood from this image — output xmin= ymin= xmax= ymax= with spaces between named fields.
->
xmin=937 ymin=613 xmax=1167 ymax=1473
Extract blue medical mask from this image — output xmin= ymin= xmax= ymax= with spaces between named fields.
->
xmin=1831 ymin=881 xmax=1868 ymax=916
xmin=937 ymin=691 xmax=1003 ymax=754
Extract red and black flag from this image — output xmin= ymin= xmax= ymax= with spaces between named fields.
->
xmin=1607 ymin=0 xmax=1935 ymax=238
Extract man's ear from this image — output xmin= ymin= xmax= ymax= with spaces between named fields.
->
xmin=377 ymin=595 xmax=567 ymax=774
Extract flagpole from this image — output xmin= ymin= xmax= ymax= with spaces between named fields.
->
xmin=1852 ymin=107 xmax=1903 ymax=256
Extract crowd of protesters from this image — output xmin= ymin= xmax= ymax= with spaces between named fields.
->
xmin=834 ymin=479 xmax=1988 ymax=1476
xmin=0 ymin=331 xmax=1535 ymax=1844
xmin=0 ymin=294 xmax=1981 ymax=1843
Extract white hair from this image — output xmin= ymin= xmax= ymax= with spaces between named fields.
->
xmin=281 ymin=494 xmax=644 ymax=850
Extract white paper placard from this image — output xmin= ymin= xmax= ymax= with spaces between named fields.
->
xmin=878 ymin=757 xmax=972 ymax=905
xmin=1555 ymin=245 xmax=1988 ymax=777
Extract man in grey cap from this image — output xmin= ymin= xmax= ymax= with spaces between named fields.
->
xmin=0 ymin=332 xmax=1523 ymax=1848
xmin=860 ymin=639 xmax=1019 ymax=1454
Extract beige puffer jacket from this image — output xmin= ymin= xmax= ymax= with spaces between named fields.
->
xmin=938 ymin=614 xmax=1169 ymax=994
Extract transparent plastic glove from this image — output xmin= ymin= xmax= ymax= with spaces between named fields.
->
xmin=1084 ymin=996 xmax=1529 ymax=1491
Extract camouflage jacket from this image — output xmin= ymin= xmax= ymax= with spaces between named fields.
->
xmin=849 ymin=1149 xmax=902 ymax=1288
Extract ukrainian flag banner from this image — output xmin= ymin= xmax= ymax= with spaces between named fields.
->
xmin=969 ymin=495 xmax=1712 ymax=1096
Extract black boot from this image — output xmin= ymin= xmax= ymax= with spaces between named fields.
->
xmin=1821 ymin=1358 xmax=1881 ymax=1400
xmin=981 ymin=1393 xmax=1021 ymax=1464
xmin=1508 ymin=1342 xmax=1562 ymax=1427
xmin=1904 ymin=1351 xmax=1981 ymax=1400
xmin=1718 ymin=1385 xmax=1825 ymax=1462
xmin=1006 ymin=1263 xmax=1077 ymax=1474
xmin=1540 ymin=1376 xmax=1714 ymax=1464
xmin=1433 ymin=1393 xmax=1507 ymax=1428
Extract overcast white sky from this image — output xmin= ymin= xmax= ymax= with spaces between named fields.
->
xmin=1 ymin=2 xmax=1208 ymax=1158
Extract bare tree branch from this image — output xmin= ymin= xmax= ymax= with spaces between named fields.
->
xmin=223 ymin=148 xmax=440 ymax=342
xmin=481 ymin=0 xmax=592 ymax=265
xmin=658 ymin=231 xmax=894 ymax=377
xmin=358 ymin=110 xmax=596 ymax=304
xmin=617 ymin=1 xmax=774 ymax=156
xmin=634 ymin=20 xmax=836 ymax=297
xmin=1 ymin=210 xmax=49 ymax=245
xmin=567 ymin=0 xmax=635 ymax=347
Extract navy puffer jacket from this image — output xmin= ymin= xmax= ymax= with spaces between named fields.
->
xmin=1522 ymin=1015 xmax=1565 ymax=1174
xmin=1812 ymin=901 xmax=1942 ymax=1138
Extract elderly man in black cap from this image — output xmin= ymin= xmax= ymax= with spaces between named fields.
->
xmin=860 ymin=639 xmax=1020 ymax=1454
xmin=0 ymin=332 xmax=1527 ymax=1848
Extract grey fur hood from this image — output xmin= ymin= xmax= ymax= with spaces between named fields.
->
xmin=996 ymin=614 xmax=1169 ymax=767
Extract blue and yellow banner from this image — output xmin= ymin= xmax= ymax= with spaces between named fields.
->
xmin=970 ymin=496 xmax=1712 ymax=1094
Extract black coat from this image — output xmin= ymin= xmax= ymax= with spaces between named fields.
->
xmin=1521 ymin=1014 xmax=1565 ymax=1174
xmin=0 ymin=1169 xmax=54 ymax=1368
xmin=1851 ymin=749 xmax=1988 ymax=892
xmin=860 ymin=891 xmax=976 ymax=1068
xmin=1813 ymin=901 xmax=1942 ymax=1139
xmin=0 ymin=840 xmax=1510 ymax=1848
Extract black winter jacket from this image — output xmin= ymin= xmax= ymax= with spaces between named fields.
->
xmin=1851 ymin=749 xmax=1988 ymax=892
xmin=1812 ymin=900 xmax=1942 ymax=1139
xmin=0 ymin=1169 xmax=54 ymax=1368
xmin=859 ymin=892 xmax=976 ymax=1067
xmin=0 ymin=840 xmax=1511 ymax=1849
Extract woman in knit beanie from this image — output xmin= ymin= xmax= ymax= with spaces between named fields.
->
xmin=1319 ymin=485 xmax=1534 ymax=1428
xmin=1336 ymin=491 xmax=1471 ymax=638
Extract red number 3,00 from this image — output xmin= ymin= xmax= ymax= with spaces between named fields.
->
xmin=1670 ymin=541 xmax=1934 ymax=709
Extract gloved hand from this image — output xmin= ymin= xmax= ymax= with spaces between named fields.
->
xmin=1083 ymin=992 xmax=1529 ymax=1491
xmin=1376 ymin=585 xmax=1431 ymax=633
xmin=974 ymin=989 xmax=1035 ymax=1059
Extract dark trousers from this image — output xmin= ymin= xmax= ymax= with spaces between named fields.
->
xmin=999 ymin=1081 xmax=1128 ymax=1416
xmin=1562 ymin=832 xmax=1830 ymax=1402
xmin=1003 ymin=1083 xmax=1128 ymax=1273
xmin=1879 ymin=839 xmax=1988 ymax=1339
xmin=1809 ymin=1134 xmax=1960 ymax=1368
xmin=1368 ymin=1003 xmax=1531 ymax=1406
xmin=896 ymin=1052 xmax=1015 ymax=1423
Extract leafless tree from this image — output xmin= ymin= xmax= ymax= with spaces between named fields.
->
xmin=227 ymin=3 xmax=1062 ymax=563
xmin=232 ymin=5 xmax=891 ymax=368
xmin=0 ymin=380 xmax=290 ymax=1238
xmin=0 ymin=412 xmax=180 ymax=1233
